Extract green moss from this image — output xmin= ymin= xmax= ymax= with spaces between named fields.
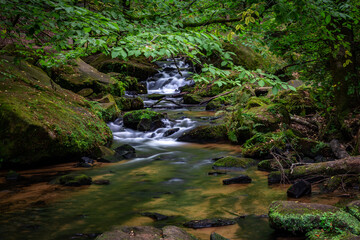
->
xmin=178 ymin=124 xmax=228 ymax=143
xmin=246 ymin=97 xmax=270 ymax=109
xmin=59 ymin=174 xmax=92 ymax=186
xmin=306 ymin=229 xmax=360 ymax=240
xmin=183 ymin=94 xmax=203 ymax=104
xmin=346 ymin=201 xmax=360 ymax=221
xmin=269 ymin=201 xmax=360 ymax=235
xmin=123 ymin=109 xmax=164 ymax=129
xmin=213 ymin=156 xmax=256 ymax=170
xmin=206 ymin=99 xmax=222 ymax=111
xmin=258 ymin=159 xmax=277 ymax=171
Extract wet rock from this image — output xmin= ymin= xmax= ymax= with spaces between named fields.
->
xmin=123 ymin=109 xmax=165 ymax=131
xmin=210 ymin=232 xmax=230 ymax=240
xmin=95 ymin=94 xmax=121 ymax=122
xmin=269 ymin=201 xmax=360 ymax=235
xmin=212 ymin=156 xmax=256 ymax=171
xmin=183 ymin=218 xmax=236 ymax=229
xmin=140 ymin=212 xmax=169 ymax=221
xmin=178 ymin=125 xmax=228 ymax=143
xmin=114 ymin=144 xmax=136 ymax=159
xmin=95 ymin=226 xmax=194 ymax=240
xmin=223 ymin=175 xmax=252 ymax=185
xmin=183 ymin=94 xmax=202 ymax=104
xmin=147 ymin=94 xmax=165 ymax=100
xmin=257 ymin=159 xmax=277 ymax=171
xmin=287 ymin=179 xmax=311 ymax=198
xmin=75 ymin=157 xmax=95 ymax=168
xmin=93 ymin=180 xmax=110 ymax=185
xmin=163 ymin=128 xmax=180 ymax=137
xmin=208 ymin=171 xmax=227 ymax=176
xmin=59 ymin=174 xmax=92 ymax=186
xmin=115 ymin=96 xmax=144 ymax=111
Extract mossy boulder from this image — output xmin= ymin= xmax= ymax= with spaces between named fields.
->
xmin=183 ymin=94 xmax=203 ymax=104
xmin=123 ymin=109 xmax=165 ymax=131
xmin=108 ymin=72 xmax=147 ymax=94
xmin=246 ymin=96 xmax=270 ymax=109
xmin=273 ymin=87 xmax=318 ymax=116
xmin=206 ymin=99 xmax=223 ymax=111
xmin=258 ymin=159 xmax=277 ymax=171
xmin=269 ymin=201 xmax=360 ymax=235
xmin=115 ymin=97 xmax=144 ymax=111
xmin=84 ymin=53 xmax=158 ymax=81
xmin=244 ymin=104 xmax=290 ymax=132
xmin=51 ymin=58 xmax=125 ymax=96
xmin=306 ymin=229 xmax=360 ymax=240
xmin=178 ymin=125 xmax=228 ymax=143
xmin=147 ymin=94 xmax=165 ymax=100
xmin=212 ymin=156 xmax=256 ymax=170
xmin=94 ymin=94 xmax=121 ymax=122
xmin=0 ymin=56 xmax=112 ymax=168
xmin=346 ymin=201 xmax=360 ymax=221
xmin=59 ymin=174 xmax=92 ymax=186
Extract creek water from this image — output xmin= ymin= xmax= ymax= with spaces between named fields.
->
xmin=0 ymin=60 xmax=346 ymax=240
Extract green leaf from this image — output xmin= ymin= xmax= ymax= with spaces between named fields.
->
xmin=258 ymin=80 xmax=265 ymax=87
xmin=325 ymin=15 xmax=331 ymax=24
xmin=288 ymin=85 xmax=297 ymax=91
xmin=83 ymin=27 xmax=91 ymax=33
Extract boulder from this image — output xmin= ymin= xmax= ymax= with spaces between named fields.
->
xmin=115 ymin=96 xmax=144 ymax=111
xmin=330 ymin=139 xmax=350 ymax=159
xmin=147 ymin=94 xmax=166 ymax=100
xmin=95 ymin=226 xmax=195 ymax=240
xmin=183 ymin=218 xmax=236 ymax=229
xmin=163 ymin=128 xmax=180 ymax=137
xmin=183 ymin=94 xmax=202 ymax=104
xmin=123 ymin=109 xmax=165 ymax=131
xmin=223 ymin=175 xmax=252 ymax=185
xmin=114 ymin=144 xmax=136 ymax=159
xmin=84 ymin=53 xmax=158 ymax=81
xmin=0 ymin=56 xmax=112 ymax=168
xmin=108 ymin=72 xmax=147 ymax=94
xmin=268 ymin=201 xmax=360 ymax=235
xmin=287 ymin=179 xmax=312 ymax=198
xmin=94 ymin=94 xmax=121 ymax=121
xmin=212 ymin=156 xmax=256 ymax=171
xmin=59 ymin=174 xmax=92 ymax=186
xmin=51 ymin=58 xmax=125 ymax=96
xmin=257 ymin=159 xmax=277 ymax=171
xmin=178 ymin=125 xmax=228 ymax=143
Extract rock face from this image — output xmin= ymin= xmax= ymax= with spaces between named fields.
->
xmin=0 ymin=56 xmax=112 ymax=168
xmin=287 ymin=180 xmax=312 ymax=198
xmin=223 ymin=175 xmax=252 ymax=185
xmin=52 ymin=58 xmax=124 ymax=96
xmin=95 ymin=226 xmax=195 ymax=240
xmin=269 ymin=201 xmax=360 ymax=235
xmin=123 ymin=109 xmax=165 ymax=131
xmin=183 ymin=218 xmax=237 ymax=229
xmin=178 ymin=125 xmax=228 ymax=143
xmin=212 ymin=156 xmax=256 ymax=171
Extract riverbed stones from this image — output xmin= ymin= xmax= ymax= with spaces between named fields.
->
xmin=287 ymin=179 xmax=311 ymax=198
xmin=268 ymin=201 xmax=360 ymax=235
xmin=95 ymin=226 xmax=195 ymax=240
xmin=183 ymin=218 xmax=237 ymax=229
xmin=212 ymin=156 xmax=256 ymax=171
xmin=223 ymin=175 xmax=252 ymax=185
xmin=114 ymin=144 xmax=136 ymax=159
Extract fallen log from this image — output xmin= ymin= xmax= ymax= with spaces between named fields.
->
xmin=268 ymin=156 xmax=360 ymax=184
xmin=290 ymin=115 xmax=318 ymax=130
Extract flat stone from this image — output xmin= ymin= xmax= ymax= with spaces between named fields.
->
xmin=183 ymin=218 xmax=236 ymax=229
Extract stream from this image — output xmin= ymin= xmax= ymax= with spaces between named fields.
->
xmin=0 ymin=59 xmax=345 ymax=240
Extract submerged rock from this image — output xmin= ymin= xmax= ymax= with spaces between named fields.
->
xmin=95 ymin=226 xmax=195 ymax=240
xmin=210 ymin=232 xmax=230 ymax=240
xmin=184 ymin=218 xmax=236 ymax=229
xmin=178 ymin=125 xmax=228 ymax=143
xmin=287 ymin=179 xmax=311 ymax=198
xmin=115 ymin=144 xmax=136 ymax=159
xmin=223 ymin=175 xmax=252 ymax=185
xmin=140 ymin=212 xmax=169 ymax=221
xmin=212 ymin=156 xmax=256 ymax=171
xmin=59 ymin=174 xmax=92 ymax=186
xmin=268 ymin=201 xmax=360 ymax=235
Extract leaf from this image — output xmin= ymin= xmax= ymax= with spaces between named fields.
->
xmin=83 ymin=27 xmax=91 ymax=33
xmin=325 ymin=15 xmax=331 ymax=24
xmin=227 ymin=32 xmax=232 ymax=41
xmin=258 ymin=80 xmax=265 ymax=87
xmin=272 ymin=87 xmax=279 ymax=95
xmin=238 ymin=71 xmax=246 ymax=79
xmin=221 ymin=61 xmax=227 ymax=67
xmin=288 ymin=85 xmax=297 ymax=91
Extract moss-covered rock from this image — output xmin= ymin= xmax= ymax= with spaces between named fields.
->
xmin=246 ymin=96 xmax=271 ymax=109
xmin=108 ymin=72 xmax=147 ymax=94
xmin=258 ymin=159 xmax=278 ymax=171
xmin=213 ymin=156 xmax=256 ymax=170
xmin=273 ymin=87 xmax=318 ymax=116
xmin=206 ymin=99 xmax=223 ymax=111
xmin=94 ymin=94 xmax=121 ymax=121
xmin=178 ymin=125 xmax=228 ymax=143
xmin=0 ymin=56 xmax=112 ymax=168
xmin=269 ymin=201 xmax=360 ymax=235
xmin=244 ymin=104 xmax=290 ymax=132
xmin=123 ymin=109 xmax=164 ymax=131
xmin=183 ymin=94 xmax=203 ymax=104
xmin=77 ymin=88 xmax=94 ymax=97
xmin=346 ymin=201 xmax=360 ymax=221
xmin=115 ymin=97 xmax=144 ymax=111
xmin=51 ymin=58 xmax=125 ymax=96
xmin=84 ymin=53 xmax=158 ymax=81
xmin=147 ymin=94 xmax=165 ymax=100
xmin=306 ymin=229 xmax=360 ymax=240
xmin=59 ymin=174 xmax=92 ymax=186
